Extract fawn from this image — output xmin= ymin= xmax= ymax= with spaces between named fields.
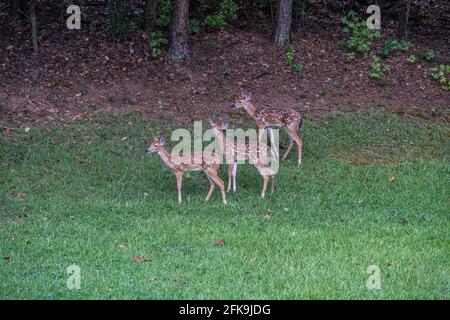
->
xmin=234 ymin=92 xmax=303 ymax=167
xmin=208 ymin=118 xmax=278 ymax=198
xmin=146 ymin=136 xmax=227 ymax=204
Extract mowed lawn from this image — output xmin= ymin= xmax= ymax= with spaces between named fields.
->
xmin=0 ymin=110 xmax=448 ymax=299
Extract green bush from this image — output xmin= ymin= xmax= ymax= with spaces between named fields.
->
xmin=431 ymin=64 xmax=450 ymax=91
xmin=369 ymin=55 xmax=390 ymax=79
xmin=188 ymin=19 xmax=200 ymax=35
xmin=155 ymin=0 xmax=172 ymax=30
xmin=379 ymin=38 xmax=412 ymax=56
xmin=342 ymin=10 xmax=381 ymax=57
xmin=285 ymin=43 xmax=303 ymax=73
xmin=149 ymin=31 xmax=168 ymax=58
xmin=205 ymin=0 xmax=239 ymax=29
xmin=424 ymin=50 xmax=436 ymax=61
xmin=406 ymin=54 xmax=416 ymax=63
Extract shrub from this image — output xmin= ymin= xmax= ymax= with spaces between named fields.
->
xmin=155 ymin=0 xmax=172 ymax=30
xmin=285 ymin=43 xmax=303 ymax=73
xmin=342 ymin=10 xmax=381 ymax=57
xmin=369 ymin=55 xmax=390 ymax=79
xmin=424 ymin=50 xmax=436 ymax=61
xmin=205 ymin=0 xmax=239 ymax=30
xmin=406 ymin=55 xmax=416 ymax=63
xmin=188 ymin=19 xmax=200 ymax=35
xmin=378 ymin=38 xmax=412 ymax=57
xmin=431 ymin=64 xmax=450 ymax=91
xmin=149 ymin=31 xmax=168 ymax=58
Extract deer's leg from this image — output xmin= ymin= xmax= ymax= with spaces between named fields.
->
xmin=261 ymin=175 xmax=269 ymax=198
xmin=270 ymin=175 xmax=276 ymax=193
xmin=258 ymin=125 xmax=265 ymax=144
xmin=232 ymin=161 xmax=237 ymax=192
xmin=285 ymin=128 xmax=302 ymax=166
xmin=267 ymin=127 xmax=279 ymax=159
xmin=208 ymin=171 xmax=227 ymax=205
xmin=205 ymin=176 xmax=215 ymax=202
xmin=282 ymin=136 xmax=294 ymax=161
xmin=227 ymin=163 xmax=233 ymax=192
xmin=175 ymin=172 xmax=183 ymax=203
xmin=291 ymin=131 xmax=303 ymax=167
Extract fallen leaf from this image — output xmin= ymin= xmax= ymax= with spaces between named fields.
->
xmin=24 ymin=127 xmax=30 ymax=133
xmin=132 ymin=256 xmax=148 ymax=263
xmin=214 ymin=239 xmax=225 ymax=246
xmin=389 ymin=175 xmax=395 ymax=182
xmin=118 ymin=243 xmax=128 ymax=250
xmin=3 ymin=256 xmax=10 ymax=260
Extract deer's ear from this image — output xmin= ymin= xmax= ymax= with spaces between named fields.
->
xmin=245 ymin=92 xmax=252 ymax=100
xmin=159 ymin=137 xmax=165 ymax=145
xmin=208 ymin=117 xmax=215 ymax=126
xmin=222 ymin=122 xmax=229 ymax=129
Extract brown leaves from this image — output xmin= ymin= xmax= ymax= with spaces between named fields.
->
xmin=10 ymin=189 xmax=26 ymax=198
xmin=214 ymin=239 xmax=225 ymax=247
xmin=131 ymin=256 xmax=148 ymax=263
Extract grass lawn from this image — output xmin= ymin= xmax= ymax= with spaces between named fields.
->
xmin=0 ymin=110 xmax=449 ymax=299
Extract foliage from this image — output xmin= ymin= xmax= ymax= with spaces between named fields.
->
xmin=104 ymin=0 xmax=132 ymax=41
xmin=424 ymin=50 xmax=436 ymax=61
xmin=344 ymin=52 xmax=356 ymax=61
xmin=342 ymin=10 xmax=381 ymax=57
xmin=188 ymin=19 xmax=201 ymax=35
xmin=406 ymin=54 xmax=416 ymax=63
xmin=369 ymin=55 xmax=390 ymax=79
xmin=285 ymin=43 xmax=303 ymax=73
xmin=205 ymin=0 xmax=239 ymax=29
xmin=155 ymin=0 xmax=172 ymax=30
xmin=149 ymin=31 xmax=168 ymax=58
xmin=378 ymin=39 xmax=412 ymax=57
xmin=431 ymin=64 xmax=450 ymax=91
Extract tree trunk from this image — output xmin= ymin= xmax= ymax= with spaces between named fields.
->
xmin=29 ymin=0 xmax=38 ymax=54
xmin=169 ymin=0 xmax=190 ymax=60
xmin=398 ymin=0 xmax=411 ymax=39
xmin=145 ymin=0 xmax=158 ymax=33
xmin=274 ymin=0 xmax=293 ymax=44
xmin=10 ymin=0 xmax=25 ymax=18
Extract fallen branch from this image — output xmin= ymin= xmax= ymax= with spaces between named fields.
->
xmin=251 ymin=71 xmax=272 ymax=81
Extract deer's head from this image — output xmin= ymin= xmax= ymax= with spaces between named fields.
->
xmin=208 ymin=118 xmax=229 ymax=136
xmin=234 ymin=92 xmax=252 ymax=109
xmin=147 ymin=136 xmax=165 ymax=154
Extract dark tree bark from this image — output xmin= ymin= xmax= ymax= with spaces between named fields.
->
xmin=10 ymin=0 xmax=26 ymax=18
xmin=274 ymin=0 xmax=293 ymax=44
xmin=169 ymin=0 xmax=190 ymax=60
xmin=398 ymin=0 xmax=411 ymax=39
xmin=29 ymin=0 xmax=38 ymax=54
xmin=145 ymin=0 xmax=158 ymax=33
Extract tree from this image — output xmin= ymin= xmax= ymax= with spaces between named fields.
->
xmin=145 ymin=0 xmax=158 ymax=33
xmin=29 ymin=0 xmax=38 ymax=54
xmin=169 ymin=0 xmax=190 ymax=60
xmin=398 ymin=0 xmax=411 ymax=39
xmin=274 ymin=0 xmax=293 ymax=44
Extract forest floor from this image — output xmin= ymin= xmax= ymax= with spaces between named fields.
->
xmin=1 ymin=4 xmax=449 ymax=130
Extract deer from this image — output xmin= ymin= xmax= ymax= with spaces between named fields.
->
xmin=234 ymin=92 xmax=303 ymax=167
xmin=208 ymin=118 xmax=278 ymax=198
xmin=146 ymin=136 xmax=227 ymax=205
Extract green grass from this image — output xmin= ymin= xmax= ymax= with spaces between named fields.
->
xmin=0 ymin=110 xmax=449 ymax=299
